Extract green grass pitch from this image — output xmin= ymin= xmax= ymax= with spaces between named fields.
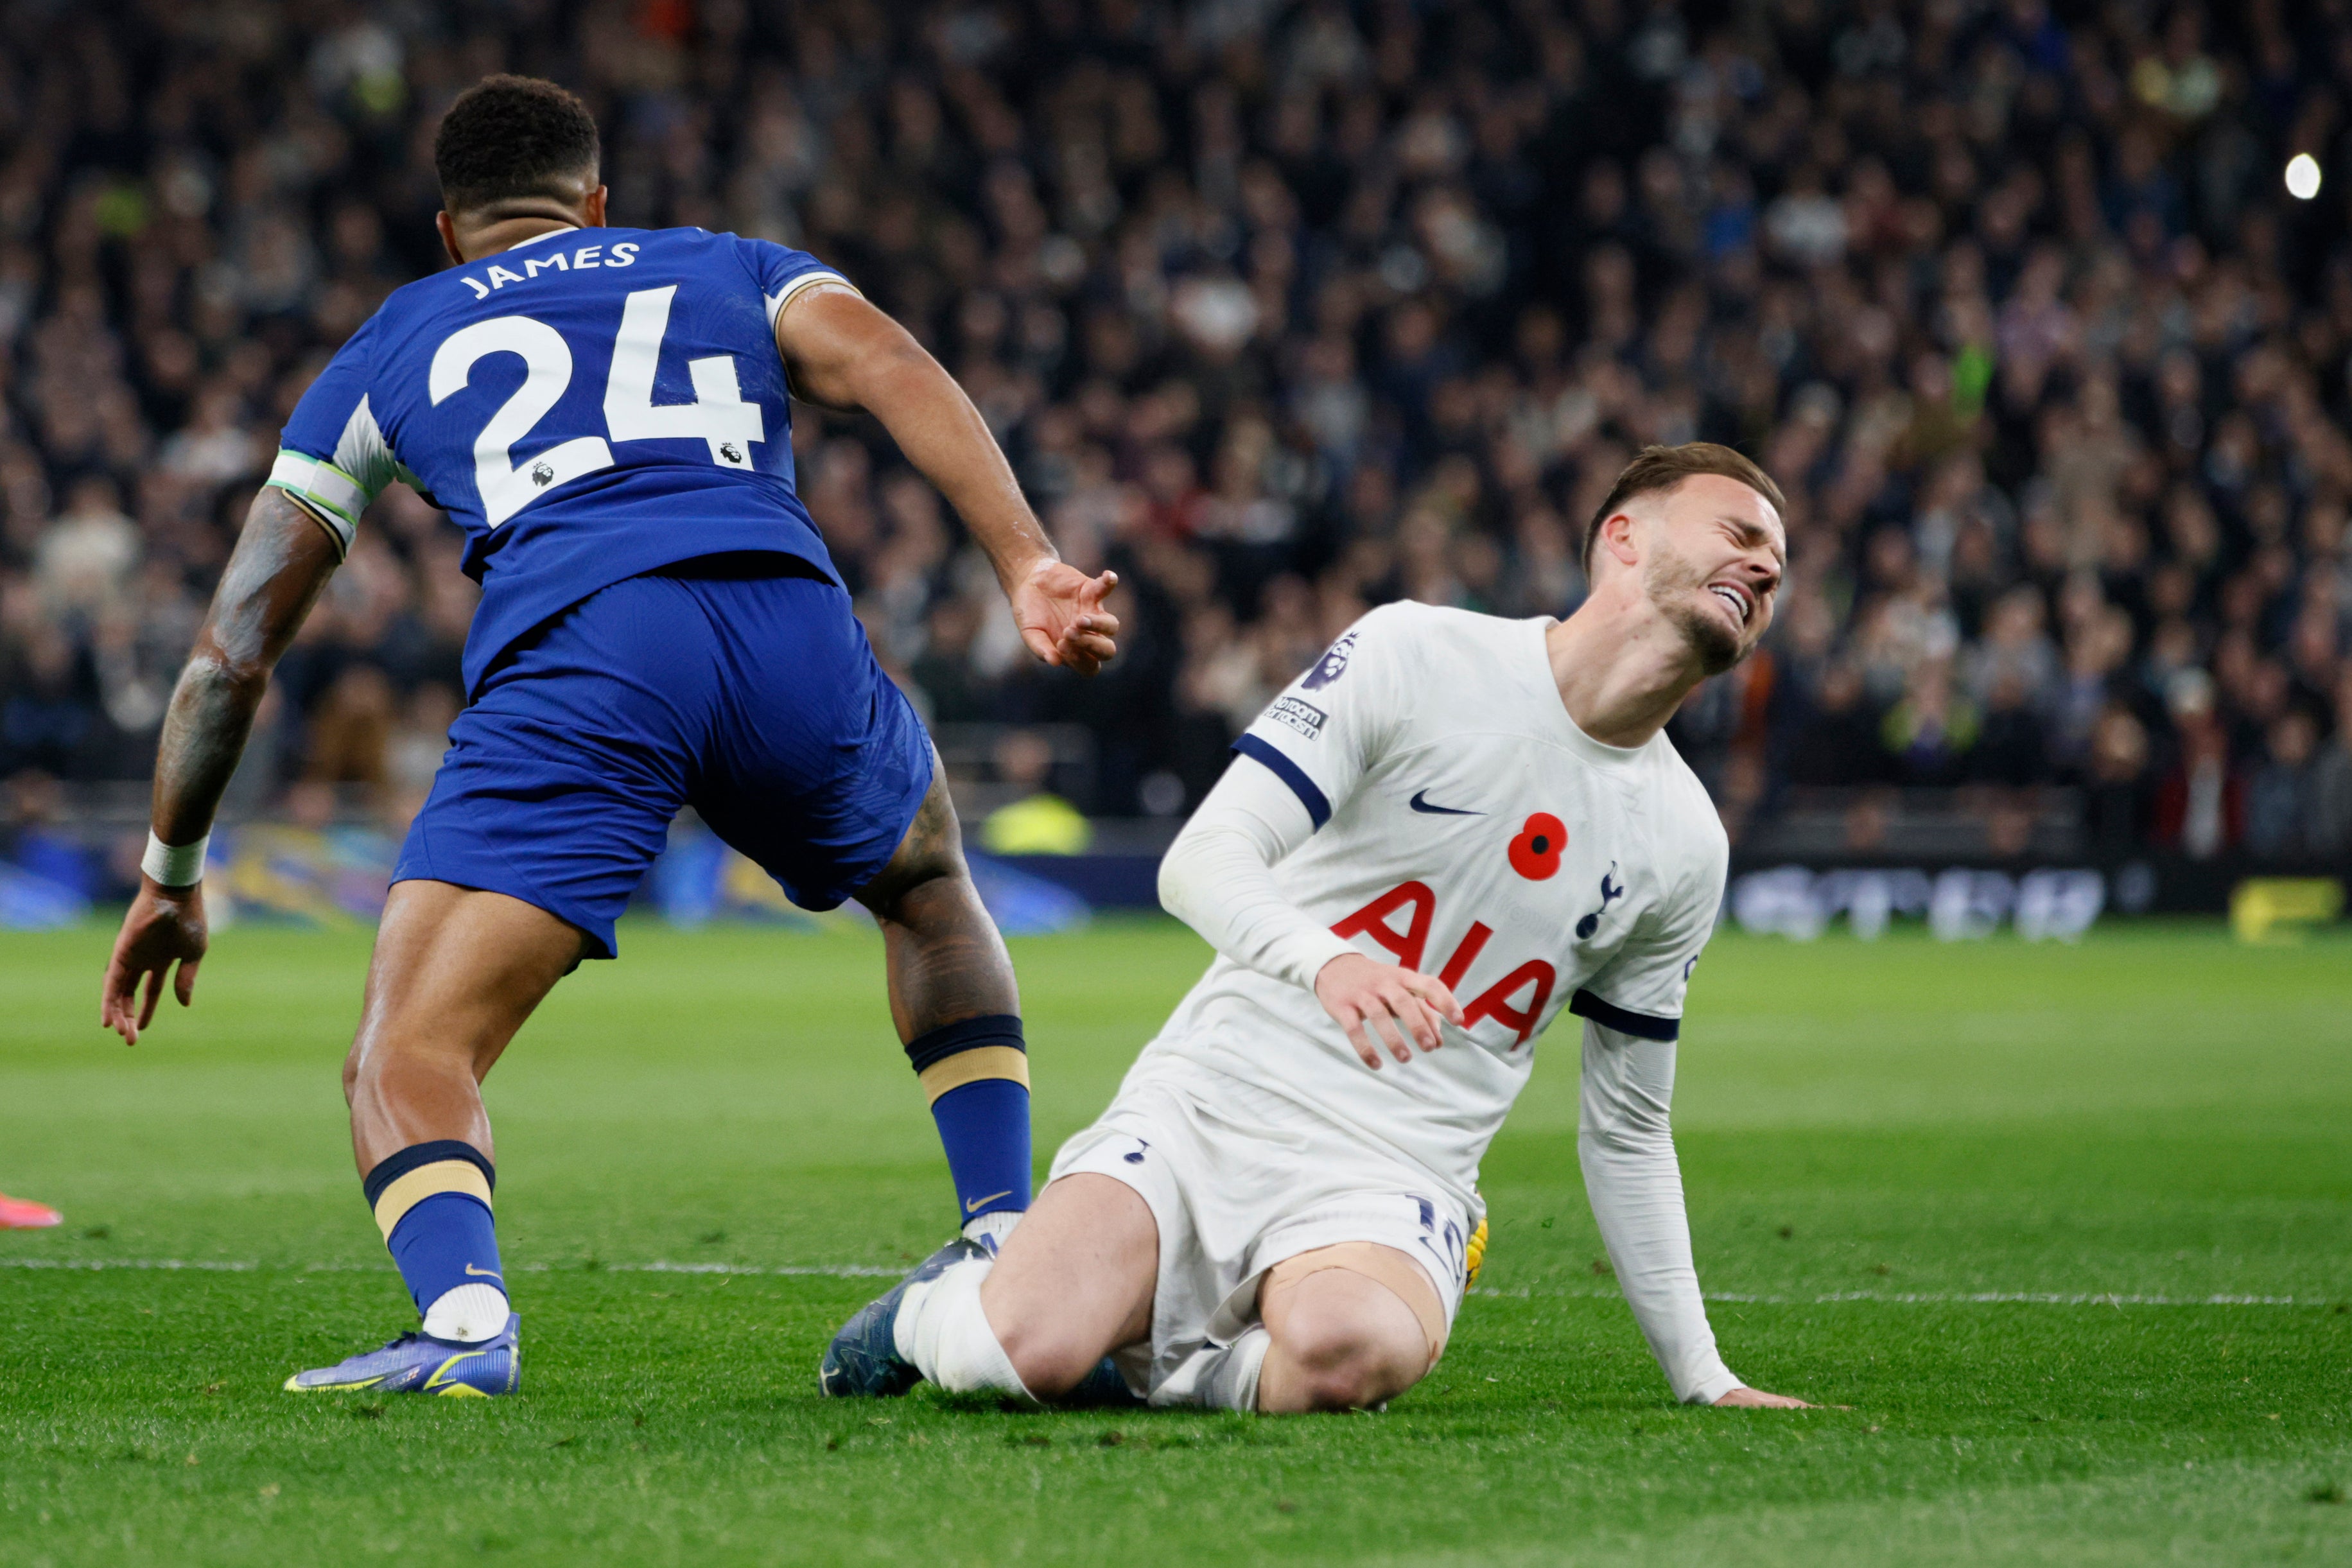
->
xmin=3 ymin=914 xmax=2349 ymax=1566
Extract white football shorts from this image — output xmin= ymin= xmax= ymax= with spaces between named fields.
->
xmin=1045 ymin=1063 xmax=1472 ymax=1402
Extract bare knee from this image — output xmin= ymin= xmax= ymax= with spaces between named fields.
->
xmin=868 ymin=859 xmax=979 ymax=937
xmin=990 ymin=1312 xmax=1113 ymax=1399
xmin=855 ymin=771 xmax=971 ymax=929
xmin=978 ymin=1174 xmax=1157 ymax=1398
xmin=342 ymin=1011 xmax=503 ymax=1169
xmin=343 ymin=1034 xmax=423 ymax=1132
xmin=1271 ymin=1304 xmax=1428 ymax=1411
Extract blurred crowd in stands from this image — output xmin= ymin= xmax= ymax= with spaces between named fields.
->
xmin=4 ymin=0 xmax=2352 ymax=871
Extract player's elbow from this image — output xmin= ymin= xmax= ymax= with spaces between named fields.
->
xmin=178 ymin=649 xmax=270 ymax=708
xmin=1154 ymin=853 xmax=1188 ymax=923
xmin=1155 ymin=833 xmax=1210 ymax=926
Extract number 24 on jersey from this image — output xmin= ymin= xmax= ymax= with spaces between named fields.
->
xmin=431 ymin=284 xmax=764 ymax=527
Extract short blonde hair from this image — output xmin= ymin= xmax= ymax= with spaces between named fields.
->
xmin=1582 ymin=443 xmax=1787 ymax=574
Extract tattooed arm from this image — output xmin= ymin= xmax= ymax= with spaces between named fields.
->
xmin=100 ymin=488 xmax=344 ymax=1043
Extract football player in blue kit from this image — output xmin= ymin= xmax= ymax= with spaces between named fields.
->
xmin=97 ymin=75 xmax=1117 ymax=1397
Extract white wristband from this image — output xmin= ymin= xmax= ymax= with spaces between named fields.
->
xmin=142 ymin=832 xmax=210 ymax=888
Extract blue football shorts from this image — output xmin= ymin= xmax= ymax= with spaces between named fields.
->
xmin=392 ymin=555 xmax=934 ymax=958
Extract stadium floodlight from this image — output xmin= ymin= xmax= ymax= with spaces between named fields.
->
xmin=2285 ymin=152 xmax=2322 ymax=201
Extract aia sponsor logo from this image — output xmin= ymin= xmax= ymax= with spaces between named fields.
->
xmin=1330 ymin=881 xmax=1555 ymax=1047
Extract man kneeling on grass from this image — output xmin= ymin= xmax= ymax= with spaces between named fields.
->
xmin=824 ymin=446 xmax=1816 ymax=1415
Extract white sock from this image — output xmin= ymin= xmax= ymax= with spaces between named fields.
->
xmin=1151 ymin=1325 xmax=1269 ymax=1411
xmin=961 ymin=1208 xmax=1023 ymax=1251
xmin=893 ymin=1256 xmax=1033 ymax=1399
xmin=421 ymin=1283 xmax=510 ymax=1342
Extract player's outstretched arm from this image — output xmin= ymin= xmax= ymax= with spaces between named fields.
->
xmin=774 ymin=288 xmax=1118 ymax=675
xmin=100 ymin=488 xmax=342 ymax=1045
xmin=1578 ymin=1020 xmax=1812 ymax=1407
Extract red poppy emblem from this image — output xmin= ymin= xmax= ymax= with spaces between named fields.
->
xmin=1508 ymin=813 xmax=1567 ymax=880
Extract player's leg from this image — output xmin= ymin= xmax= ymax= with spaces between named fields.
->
xmin=824 ymin=1170 xmax=1156 ymax=1400
xmin=686 ymin=562 xmax=1032 ymax=1241
xmin=283 ymin=882 xmax=585 ymax=1394
xmin=976 ymin=1174 xmax=1156 ymax=1393
xmin=347 ymin=878 xmax=586 ymax=1325
xmin=1254 ymin=1245 xmax=1447 ymax=1412
xmin=293 ymin=576 xmax=696 ymax=1394
xmin=878 ymin=1196 xmax=1447 ymax=1412
xmin=851 ymin=771 xmax=1035 ymax=1244
xmin=344 ymin=880 xmax=588 ymax=1169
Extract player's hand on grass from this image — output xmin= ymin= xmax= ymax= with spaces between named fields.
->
xmin=100 ymin=879 xmax=208 ymax=1046
xmin=1314 ymin=953 xmax=1465 ymax=1070
xmin=1712 ymin=1386 xmax=1815 ymax=1409
xmin=1011 ymin=558 xmax=1120 ymax=675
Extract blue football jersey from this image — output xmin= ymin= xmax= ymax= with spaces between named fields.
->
xmin=267 ymin=226 xmax=853 ymax=693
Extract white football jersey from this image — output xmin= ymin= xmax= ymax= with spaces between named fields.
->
xmin=1128 ymin=601 xmax=1727 ymax=1217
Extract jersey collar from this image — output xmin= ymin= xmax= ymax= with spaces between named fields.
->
xmin=504 ymin=225 xmax=580 ymax=251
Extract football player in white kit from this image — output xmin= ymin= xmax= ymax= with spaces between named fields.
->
xmin=821 ymin=442 xmax=1811 ymax=1413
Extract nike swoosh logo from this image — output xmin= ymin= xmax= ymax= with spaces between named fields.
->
xmin=1409 ymin=790 xmax=1481 ymax=815
xmin=464 ymin=1264 xmax=504 ymax=1280
xmin=422 ymin=1350 xmax=488 ymax=1391
xmin=964 ymin=1190 xmax=1014 ymax=1214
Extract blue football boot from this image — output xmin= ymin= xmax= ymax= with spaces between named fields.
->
xmin=820 ymin=1237 xmax=987 ymax=1397
xmin=284 ymin=1314 xmax=520 ymax=1397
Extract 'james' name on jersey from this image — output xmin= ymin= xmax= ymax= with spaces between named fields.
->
xmin=266 ymin=226 xmax=854 ymax=694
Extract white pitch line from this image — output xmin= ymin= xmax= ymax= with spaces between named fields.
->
xmin=0 ymin=1257 xmax=900 ymax=1277
xmin=624 ymin=1261 xmax=899 ymax=1277
xmin=1806 ymin=1289 xmax=2310 ymax=1307
xmin=0 ymin=1257 xmax=263 ymax=1272
xmin=1470 ymin=1284 xmax=2317 ymax=1307
xmin=0 ymin=1259 xmax=2321 ymax=1302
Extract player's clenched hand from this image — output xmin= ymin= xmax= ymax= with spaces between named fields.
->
xmin=1313 ymin=953 xmax=1466 ymax=1070
xmin=100 ymin=880 xmax=208 ymax=1046
xmin=1011 ymin=559 xmax=1120 ymax=675
xmin=1713 ymin=1387 xmax=1816 ymax=1409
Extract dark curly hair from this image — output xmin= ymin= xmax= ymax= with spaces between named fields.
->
xmin=433 ymin=74 xmax=601 ymax=215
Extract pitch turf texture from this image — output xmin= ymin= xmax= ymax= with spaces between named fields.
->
xmin=3 ymin=917 xmax=2349 ymax=1566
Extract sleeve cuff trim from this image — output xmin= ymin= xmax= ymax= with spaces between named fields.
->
xmin=765 ymin=270 xmax=860 ymax=326
xmin=1232 ymin=735 xmax=1330 ymax=830
xmin=1684 ymin=1367 xmax=1743 ymax=1406
xmin=268 ymin=451 xmax=367 ymax=525
xmin=1570 ymin=988 xmax=1680 ymax=1041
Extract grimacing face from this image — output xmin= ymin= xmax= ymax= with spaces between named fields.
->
xmin=1632 ymin=473 xmax=1787 ymax=676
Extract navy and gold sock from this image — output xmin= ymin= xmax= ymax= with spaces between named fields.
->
xmin=363 ymin=1140 xmax=509 ymax=1340
xmin=906 ymin=1014 xmax=1031 ymax=1225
